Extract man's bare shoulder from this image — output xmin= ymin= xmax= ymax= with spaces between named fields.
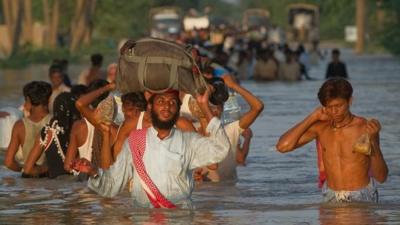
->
xmin=13 ymin=119 xmax=25 ymax=132
xmin=351 ymin=115 xmax=380 ymax=134
xmin=312 ymin=120 xmax=331 ymax=133
xmin=8 ymin=120 xmax=25 ymax=144
xmin=353 ymin=115 xmax=368 ymax=126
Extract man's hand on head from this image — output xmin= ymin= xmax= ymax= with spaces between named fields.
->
xmin=312 ymin=107 xmax=331 ymax=122
xmin=196 ymin=87 xmax=211 ymax=107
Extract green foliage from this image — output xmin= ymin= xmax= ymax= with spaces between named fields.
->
xmin=93 ymin=0 xmax=203 ymax=40
xmin=94 ymin=0 xmax=152 ymax=40
xmin=0 ymin=40 xmax=119 ymax=69
xmin=2 ymin=0 xmax=400 ymax=66
xmin=0 ymin=46 xmax=78 ymax=69
xmin=319 ymin=0 xmax=355 ymax=40
xmin=378 ymin=0 xmax=400 ymax=55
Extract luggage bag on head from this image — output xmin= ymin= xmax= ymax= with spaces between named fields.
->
xmin=117 ymin=38 xmax=208 ymax=96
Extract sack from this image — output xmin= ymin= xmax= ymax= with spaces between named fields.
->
xmin=94 ymin=95 xmax=117 ymax=125
xmin=117 ymin=38 xmax=208 ymax=96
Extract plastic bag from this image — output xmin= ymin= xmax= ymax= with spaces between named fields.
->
xmin=353 ymin=133 xmax=371 ymax=155
xmin=188 ymin=96 xmax=205 ymax=119
xmin=222 ymin=93 xmax=241 ymax=125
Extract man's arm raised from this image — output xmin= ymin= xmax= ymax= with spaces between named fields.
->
xmin=99 ymin=123 xmax=114 ymax=169
xmin=188 ymin=88 xmax=230 ymax=169
xmin=112 ymin=118 xmax=136 ymax=160
xmin=222 ymin=75 xmax=264 ymax=129
xmin=75 ymin=83 xmax=115 ymax=129
xmin=276 ymin=107 xmax=328 ymax=153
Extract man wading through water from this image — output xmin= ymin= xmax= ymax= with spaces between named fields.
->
xmin=72 ymin=89 xmax=230 ymax=209
xmin=276 ymin=78 xmax=388 ymax=203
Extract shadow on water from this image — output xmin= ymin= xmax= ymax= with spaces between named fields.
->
xmin=1 ymin=50 xmax=400 ymax=224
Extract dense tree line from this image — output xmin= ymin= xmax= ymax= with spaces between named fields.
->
xmin=0 ymin=0 xmax=399 ymax=59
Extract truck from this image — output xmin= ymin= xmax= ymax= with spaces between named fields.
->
xmin=149 ymin=7 xmax=183 ymax=40
xmin=242 ymin=8 xmax=271 ymax=42
xmin=242 ymin=8 xmax=271 ymax=31
xmin=287 ymin=3 xmax=320 ymax=43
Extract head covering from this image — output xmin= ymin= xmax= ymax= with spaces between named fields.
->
xmin=164 ymin=89 xmax=179 ymax=97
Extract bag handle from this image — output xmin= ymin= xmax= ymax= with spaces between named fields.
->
xmin=120 ymin=38 xmax=208 ymax=95
xmin=135 ymin=56 xmax=178 ymax=93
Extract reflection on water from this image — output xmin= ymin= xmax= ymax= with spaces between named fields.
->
xmin=1 ymin=50 xmax=400 ymax=224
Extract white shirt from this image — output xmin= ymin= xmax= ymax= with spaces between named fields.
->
xmin=88 ymin=117 xmax=230 ymax=209
xmin=78 ymin=119 xmax=95 ymax=161
xmin=49 ymin=84 xmax=70 ymax=115
xmin=77 ymin=69 xmax=90 ymax=85
xmin=217 ymin=120 xmax=244 ymax=181
xmin=205 ymin=120 xmax=244 ymax=182
xmin=179 ymin=94 xmax=197 ymax=122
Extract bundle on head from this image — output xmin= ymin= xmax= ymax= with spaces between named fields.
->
xmin=117 ymin=38 xmax=208 ymax=96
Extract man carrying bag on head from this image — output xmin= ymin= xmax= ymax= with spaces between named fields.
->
xmin=74 ymin=89 xmax=230 ymax=209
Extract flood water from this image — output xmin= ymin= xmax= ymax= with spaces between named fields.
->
xmin=1 ymin=49 xmax=400 ymax=224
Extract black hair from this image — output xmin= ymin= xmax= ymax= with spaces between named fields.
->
xmin=332 ymin=49 xmax=340 ymax=55
xmin=91 ymin=53 xmax=103 ymax=66
xmin=318 ymin=78 xmax=353 ymax=106
xmin=87 ymin=79 xmax=109 ymax=107
xmin=23 ymin=81 xmax=52 ymax=106
xmin=48 ymin=64 xmax=63 ymax=77
xmin=297 ymin=45 xmax=305 ymax=54
xmin=207 ymin=77 xmax=229 ymax=106
xmin=70 ymin=84 xmax=88 ymax=100
xmin=121 ymin=92 xmax=147 ymax=111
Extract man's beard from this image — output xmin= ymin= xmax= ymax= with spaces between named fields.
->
xmin=151 ymin=109 xmax=179 ymax=130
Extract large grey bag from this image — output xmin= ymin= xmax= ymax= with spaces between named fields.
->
xmin=117 ymin=38 xmax=208 ymax=96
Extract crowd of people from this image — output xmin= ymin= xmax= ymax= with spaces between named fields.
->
xmin=0 ymin=32 xmax=387 ymax=209
xmin=170 ymin=23 xmax=349 ymax=83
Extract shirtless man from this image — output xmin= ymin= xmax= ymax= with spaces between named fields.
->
xmin=276 ymin=78 xmax=388 ymax=203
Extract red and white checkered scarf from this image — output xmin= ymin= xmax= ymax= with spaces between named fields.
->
xmin=128 ymin=128 xmax=177 ymax=208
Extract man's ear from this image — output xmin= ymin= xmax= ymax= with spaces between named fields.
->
xmin=24 ymin=97 xmax=32 ymax=110
xmin=349 ymin=96 xmax=353 ymax=106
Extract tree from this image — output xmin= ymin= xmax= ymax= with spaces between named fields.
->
xmin=22 ymin=0 xmax=33 ymax=44
xmin=70 ymin=0 xmax=96 ymax=52
xmin=10 ymin=0 xmax=24 ymax=57
xmin=379 ymin=0 xmax=400 ymax=55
